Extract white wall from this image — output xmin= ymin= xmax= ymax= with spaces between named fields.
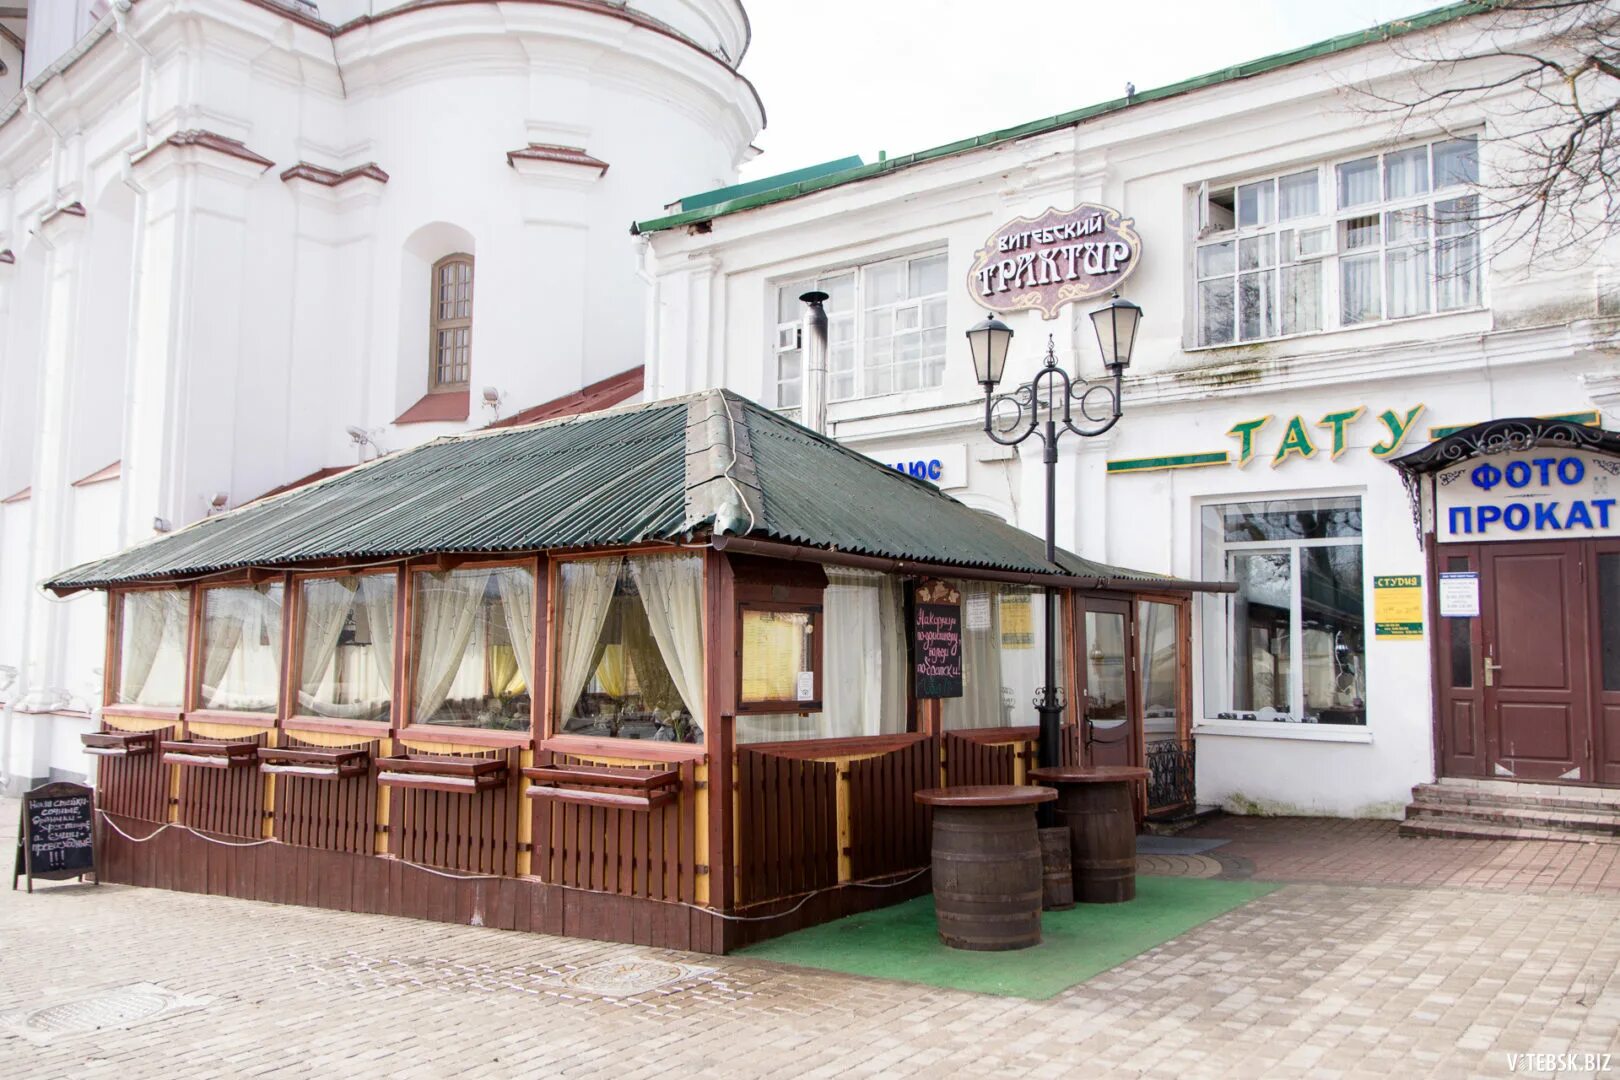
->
xmin=0 ymin=0 xmax=762 ymax=789
xmin=644 ymin=8 xmax=1620 ymax=816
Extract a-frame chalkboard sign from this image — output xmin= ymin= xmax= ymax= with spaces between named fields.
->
xmin=13 ymin=780 xmax=96 ymax=893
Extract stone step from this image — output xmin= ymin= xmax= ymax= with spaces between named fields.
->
xmin=1411 ymin=782 xmax=1620 ymax=816
xmin=1398 ymin=816 xmax=1620 ymax=844
xmin=1405 ymin=799 xmax=1620 ymax=836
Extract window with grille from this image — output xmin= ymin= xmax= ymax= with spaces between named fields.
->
xmin=1194 ymin=135 xmax=1480 ymax=348
xmin=772 ymin=251 xmax=948 ymax=408
xmin=430 ymin=254 xmax=474 ymax=390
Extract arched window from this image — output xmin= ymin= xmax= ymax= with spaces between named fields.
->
xmin=429 ymin=253 xmax=473 ymax=390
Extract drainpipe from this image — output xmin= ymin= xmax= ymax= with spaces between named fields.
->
xmin=22 ymin=87 xmax=63 ymax=208
xmin=799 ymin=290 xmax=829 ymax=434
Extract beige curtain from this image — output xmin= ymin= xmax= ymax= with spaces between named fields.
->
xmin=557 ymin=557 xmax=623 ymax=721
xmin=411 ymin=571 xmax=487 ymax=723
xmin=299 ymin=577 xmax=357 ymax=700
xmin=496 ymin=568 xmax=535 ymax=694
xmin=594 ymin=643 xmax=627 ymax=698
xmin=942 ymin=581 xmax=1004 ymax=731
xmin=628 ymin=554 xmax=705 ymax=720
xmin=623 ymin=601 xmax=680 ymax=712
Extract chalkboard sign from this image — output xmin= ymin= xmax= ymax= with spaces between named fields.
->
xmin=12 ymin=781 xmax=96 ymax=893
xmin=913 ymin=580 xmax=964 ymax=699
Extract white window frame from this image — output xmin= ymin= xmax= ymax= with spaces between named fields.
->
xmin=1198 ymin=491 xmax=1367 ymax=726
xmin=770 ymin=248 xmax=949 ymax=409
xmin=1192 ymin=133 xmax=1483 ymax=350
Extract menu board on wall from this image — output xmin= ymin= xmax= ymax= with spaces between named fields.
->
xmin=913 ymin=580 xmax=964 ymax=699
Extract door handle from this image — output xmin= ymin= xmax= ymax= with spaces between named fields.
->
xmin=1484 ymin=658 xmax=1502 ymax=687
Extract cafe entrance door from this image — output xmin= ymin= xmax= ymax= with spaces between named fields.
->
xmin=1075 ymin=595 xmax=1194 ymax=815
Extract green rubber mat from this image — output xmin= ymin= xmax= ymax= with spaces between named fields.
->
xmin=738 ymin=875 xmax=1278 ymax=999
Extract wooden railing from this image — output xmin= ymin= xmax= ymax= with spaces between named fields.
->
xmin=387 ymin=747 xmax=523 ymax=875
xmin=736 ymin=747 xmax=838 ymax=905
xmin=270 ymin=735 xmax=381 ymax=856
xmin=942 ymin=731 xmax=1019 ymax=787
xmin=91 ymin=722 xmax=175 ymax=823
xmin=532 ymin=753 xmax=699 ymax=904
xmin=845 ymin=736 xmax=935 ymax=881
xmin=175 ymin=733 xmax=269 ymax=839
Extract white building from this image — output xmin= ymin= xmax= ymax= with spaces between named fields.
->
xmin=0 ymin=0 xmax=762 ymax=792
xmin=640 ymin=5 xmax=1620 ymax=816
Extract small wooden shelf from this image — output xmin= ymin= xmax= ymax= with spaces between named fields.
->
xmin=160 ymin=739 xmax=260 ymax=769
xmin=522 ymin=764 xmax=680 ymax=812
xmin=375 ymin=754 xmax=507 ymax=794
xmin=81 ymin=731 xmax=156 ymax=758
xmin=257 ymin=746 xmax=370 ymax=780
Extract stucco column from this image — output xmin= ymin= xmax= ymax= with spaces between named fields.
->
xmin=120 ymin=134 xmax=271 ymax=541
xmin=6 ymin=204 xmax=88 ymax=789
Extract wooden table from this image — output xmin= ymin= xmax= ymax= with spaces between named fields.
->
xmin=914 ymin=785 xmax=1057 ymax=951
xmin=1028 ymin=766 xmax=1149 ymax=903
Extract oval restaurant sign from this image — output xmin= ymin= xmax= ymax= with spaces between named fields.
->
xmin=968 ymin=203 xmax=1142 ymax=320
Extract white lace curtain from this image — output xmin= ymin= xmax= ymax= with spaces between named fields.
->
xmin=627 ymin=554 xmax=706 ymax=720
xmin=822 ymin=568 xmax=906 ymax=738
xmin=299 ymin=577 xmax=356 ymax=702
xmin=942 ymin=581 xmax=1004 ymax=731
xmin=556 ymin=557 xmax=623 ymax=722
xmin=411 ymin=570 xmax=489 ymax=723
xmin=295 ymin=575 xmax=397 ymax=719
xmin=117 ymin=590 xmax=189 ymax=707
xmin=200 ymin=584 xmax=282 ymax=712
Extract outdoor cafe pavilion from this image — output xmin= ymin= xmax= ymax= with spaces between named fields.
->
xmin=48 ymin=390 xmax=1222 ymax=952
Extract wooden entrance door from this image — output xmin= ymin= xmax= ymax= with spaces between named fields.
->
xmin=1479 ymin=542 xmax=1592 ymax=781
xmin=1079 ymin=598 xmax=1135 ymax=769
xmin=1591 ymin=541 xmax=1620 ymax=785
xmin=1435 ymin=545 xmax=1486 ymax=777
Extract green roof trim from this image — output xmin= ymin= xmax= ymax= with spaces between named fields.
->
xmin=632 ymin=1 xmax=1489 ymax=236
xmin=45 ymin=390 xmax=1177 ymax=592
xmin=676 ymin=155 xmax=864 ymax=212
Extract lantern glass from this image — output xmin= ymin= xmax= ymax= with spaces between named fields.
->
xmin=1090 ymin=296 xmax=1142 ymax=373
xmin=967 ymin=317 xmax=1014 ymax=389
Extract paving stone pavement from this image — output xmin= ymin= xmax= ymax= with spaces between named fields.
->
xmin=4 ymin=802 xmax=1619 ymax=1079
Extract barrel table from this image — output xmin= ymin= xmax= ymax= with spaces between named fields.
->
xmin=1028 ymin=766 xmax=1149 ymax=903
xmin=914 ymin=785 xmax=1057 ymax=951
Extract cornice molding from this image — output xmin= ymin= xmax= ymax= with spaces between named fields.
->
xmin=279 ymin=160 xmax=390 ymax=186
xmin=131 ymin=129 xmax=275 ymax=183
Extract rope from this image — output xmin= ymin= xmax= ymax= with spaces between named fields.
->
xmin=709 ymin=866 xmax=930 ymax=923
xmin=95 ymin=810 xmax=501 ymax=879
xmin=96 ymin=812 xmax=929 ymax=913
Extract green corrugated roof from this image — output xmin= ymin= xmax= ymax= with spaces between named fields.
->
xmin=632 ymin=1 xmax=1488 ymax=236
xmin=676 ymin=155 xmax=864 ymax=212
xmin=46 ymin=390 xmax=1165 ymax=591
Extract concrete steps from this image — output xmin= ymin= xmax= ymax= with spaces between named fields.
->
xmin=1400 ymin=779 xmax=1620 ymax=843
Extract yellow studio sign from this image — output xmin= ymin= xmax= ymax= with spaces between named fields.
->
xmin=1373 ymin=575 xmax=1424 ymax=640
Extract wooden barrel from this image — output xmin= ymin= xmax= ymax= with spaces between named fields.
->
xmin=1058 ymin=781 xmax=1137 ymax=903
xmin=929 ymin=804 xmax=1044 ymax=950
xmin=1038 ymin=826 xmax=1075 ymax=911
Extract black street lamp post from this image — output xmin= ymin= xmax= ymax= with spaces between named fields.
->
xmin=967 ymin=296 xmax=1143 ymax=782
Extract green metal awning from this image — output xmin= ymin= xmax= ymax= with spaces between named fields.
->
xmin=47 ymin=390 xmax=1182 ymax=592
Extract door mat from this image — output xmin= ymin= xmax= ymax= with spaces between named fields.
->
xmin=737 ymin=875 xmax=1277 ymax=1000
xmin=1136 ymin=834 xmax=1229 ymax=855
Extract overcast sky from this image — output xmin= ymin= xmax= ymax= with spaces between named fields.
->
xmin=735 ymin=0 xmax=1444 ymax=181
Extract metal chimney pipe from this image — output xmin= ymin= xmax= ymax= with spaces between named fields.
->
xmin=799 ymin=289 xmax=830 ymax=434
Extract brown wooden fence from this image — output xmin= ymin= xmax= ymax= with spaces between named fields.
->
xmin=942 ymin=732 xmax=1017 ymax=787
xmin=846 ymin=737 xmax=935 ymax=881
xmin=535 ymin=754 xmax=698 ymax=904
xmin=176 ymin=733 xmax=269 ymax=839
xmin=94 ymin=722 xmax=175 ymax=823
xmin=736 ymin=748 xmax=837 ymax=906
xmin=271 ymin=735 xmax=381 ymax=856
xmin=389 ymin=748 xmax=522 ymax=876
